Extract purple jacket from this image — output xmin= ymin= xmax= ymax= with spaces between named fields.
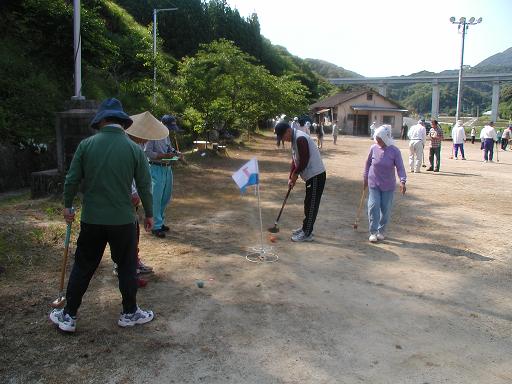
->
xmin=364 ymin=144 xmax=406 ymax=191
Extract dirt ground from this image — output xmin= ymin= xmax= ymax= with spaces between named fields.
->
xmin=1 ymin=133 xmax=512 ymax=384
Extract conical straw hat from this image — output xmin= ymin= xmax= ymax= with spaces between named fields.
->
xmin=126 ymin=111 xmax=169 ymax=140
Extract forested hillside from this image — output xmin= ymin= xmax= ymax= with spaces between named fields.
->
xmin=305 ymin=59 xmax=362 ymax=79
xmin=0 ymin=0 xmax=333 ymax=145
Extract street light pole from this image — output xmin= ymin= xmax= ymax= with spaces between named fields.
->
xmin=153 ymin=7 xmax=178 ymax=105
xmin=72 ymin=0 xmax=85 ymax=100
xmin=450 ymin=16 xmax=482 ymax=122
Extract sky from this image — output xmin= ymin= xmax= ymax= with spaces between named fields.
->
xmin=226 ymin=0 xmax=512 ymax=77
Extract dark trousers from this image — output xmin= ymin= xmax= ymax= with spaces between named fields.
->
xmin=302 ymin=172 xmax=326 ymax=236
xmin=483 ymin=138 xmax=494 ymax=161
xmin=501 ymin=138 xmax=508 ymax=150
xmin=65 ymin=222 xmax=138 ymax=316
xmin=471 ymin=135 xmax=475 ymax=144
xmin=429 ymin=147 xmax=441 ymax=171
xmin=453 ymin=143 xmax=465 ymax=159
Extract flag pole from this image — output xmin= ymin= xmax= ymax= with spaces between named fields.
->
xmin=256 ymin=183 xmax=264 ymax=255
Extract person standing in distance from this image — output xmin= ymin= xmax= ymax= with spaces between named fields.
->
xmin=407 ymin=120 xmax=426 ymax=172
xmin=274 ymin=119 xmax=326 ymax=242
xmin=144 ymin=115 xmax=184 ymax=238
xmin=427 ymin=119 xmax=444 ymax=172
xmin=332 ymin=121 xmax=339 ymax=145
xmin=451 ymin=120 xmax=466 ymax=160
xmin=49 ymin=98 xmax=155 ymax=333
xmin=479 ymin=121 xmax=498 ymax=162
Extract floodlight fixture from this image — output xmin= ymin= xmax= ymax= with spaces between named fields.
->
xmin=450 ymin=16 xmax=456 ymax=23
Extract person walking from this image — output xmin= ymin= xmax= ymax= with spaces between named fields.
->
xmin=407 ymin=120 xmax=426 ymax=172
xmin=497 ymin=129 xmax=503 ymax=146
xmin=274 ymin=119 xmax=326 ymax=242
xmin=502 ymin=125 xmax=512 ymax=150
xmin=470 ymin=127 xmax=476 ymax=144
xmin=363 ymin=125 xmax=406 ymax=243
xmin=144 ymin=115 xmax=184 ymax=238
xmin=451 ymin=120 xmax=466 ymax=160
xmin=427 ymin=119 xmax=444 ymax=172
xmin=401 ymin=122 xmax=409 ymax=140
xmin=317 ymin=123 xmax=325 ymax=149
xmin=274 ymin=115 xmax=286 ymax=148
xmin=332 ymin=121 xmax=339 ymax=145
xmin=369 ymin=121 xmax=377 ymax=139
xmin=479 ymin=121 xmax=498 ymax=162
xmin=291 ymin=117 xmax=300 ymax=131
xmin=49 ymin=98 xmax=155 ymax=333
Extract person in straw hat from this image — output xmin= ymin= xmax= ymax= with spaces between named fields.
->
xmin=50 ymin=98 xmax=155 ymax=333
xmin=112 ymin=111 xmax=170 ymax=286
xmin=144 ymin=115 xmax=184 ymax=238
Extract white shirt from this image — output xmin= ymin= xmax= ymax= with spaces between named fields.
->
xmin=479 ymin=125 xmax=497 ymax=141
xmin=407 ymin=123 xmax=426 ymax=145
xmin=451 ymin=125 xmax=466 ymax=144
xmin=470 ymin=128 xmax=476 ymax=136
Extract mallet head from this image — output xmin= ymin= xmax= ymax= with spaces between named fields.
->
xmin=50 ymin=296 xmax=66 ymax=309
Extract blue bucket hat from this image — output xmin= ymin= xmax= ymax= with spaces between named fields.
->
xmin=161 ymin=114 xmax=183 ymax=133
xmin=90 ymin=98 xmax=133 ymax=129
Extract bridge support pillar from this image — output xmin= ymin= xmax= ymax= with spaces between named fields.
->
xmin=431 ymin=81 xmax=440 ymax=119
xmin=491 ymin=81 xmax=500 ymax=123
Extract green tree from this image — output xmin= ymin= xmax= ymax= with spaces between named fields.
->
xmin=176 ymin=39 xmax=308 ymax=135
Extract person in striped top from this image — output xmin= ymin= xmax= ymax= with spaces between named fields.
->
xmin=427 ymin=119 xmax=444 ymax=172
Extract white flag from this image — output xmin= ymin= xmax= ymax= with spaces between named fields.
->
xmin=232 ymin=158 xmax=259 ymax=193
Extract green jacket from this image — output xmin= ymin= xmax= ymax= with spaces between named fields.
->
xmin=64 ymin=124 xmax=153 ymax=225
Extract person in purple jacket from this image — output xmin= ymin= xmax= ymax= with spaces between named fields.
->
xmin=363 ymin=125 xmax=407 ymax=243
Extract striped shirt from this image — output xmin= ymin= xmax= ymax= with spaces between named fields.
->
xmin=429 ymin=126 xmax=444 ymax=148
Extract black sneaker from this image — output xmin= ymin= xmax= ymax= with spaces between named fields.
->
xmin=426 ymin=167 xmax=433 ymax=171
xmin=151 ymin=229 xmax=165 ymax=238
xmin=161 ymin=224 xmax=170 ymax=232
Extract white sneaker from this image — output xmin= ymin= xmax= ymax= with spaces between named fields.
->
xmin=292 ymin=227 xmax=304 ymax=236
xmin=369 ymin=234 xmax=378 ymax=243
xmin=118 ymin=307 xmax=154 ymax=327
xmin=49 ymin=308 xmax=76 ymax=333
xmin=291 ymin=232 xmax=314 ymax=242
xmin=376 ymin=233 xmax=385 ymax=241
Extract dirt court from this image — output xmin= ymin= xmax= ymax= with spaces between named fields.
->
xmin=1 ymin=133 xmax=512 ymax=384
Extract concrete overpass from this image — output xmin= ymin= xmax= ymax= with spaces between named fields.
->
xmin=328 ymin=73 xmax=512 ymax=122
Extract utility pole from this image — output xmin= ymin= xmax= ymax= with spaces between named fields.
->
xmin=450 ymin=16 xmax=482 ymax=122
xmin=153 ymin=7 xmax=178 ymax=105
xmin=72 ymin=0 xmax=85 ymax=100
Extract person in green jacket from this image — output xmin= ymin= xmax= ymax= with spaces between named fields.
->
xmin=49 ymin=98 xmax=155 ymax=333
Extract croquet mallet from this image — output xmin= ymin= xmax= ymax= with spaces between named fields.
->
xmin=50 ymin=217 xmax=73 ymax=308
xmin=268 ymin=186 xmax=292 ymax=233
xmin=353 ymin=187 xmax=367 ymax=230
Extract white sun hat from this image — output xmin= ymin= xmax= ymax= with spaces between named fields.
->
xmin=127 ymin=111 xmax=169 ymax=140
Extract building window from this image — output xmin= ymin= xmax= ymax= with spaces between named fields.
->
xmin=347 ymin=114 xmax=355 ymax=121
xmin=367 ymin=93 xmax=373 ymax=100
xmin=383 ymin=116 xmax=395 ymax=125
